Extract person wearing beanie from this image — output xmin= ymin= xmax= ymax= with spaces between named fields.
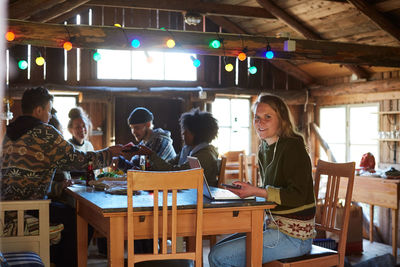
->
xmin=116 ymin=107 xmax=176 ymax=171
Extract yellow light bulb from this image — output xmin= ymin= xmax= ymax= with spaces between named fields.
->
xmin=35 ymin=56 xmax=45 ymax=66
xmin=166 ymin=39 xmax=175 ymax=48
xmin=225 ymin=63 xmax=234 ymax=72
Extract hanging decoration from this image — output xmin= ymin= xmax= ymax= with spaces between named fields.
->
xmin=166 ymin=39 xmax=176 ymax=48
xmin=5 ymin=31 xmax=15 ymax=41
xmin=248 ymin=66 xmax=257 ymax=74
xmin=265 ymin=41 xmax=274 ymax=59
xmin=190 ymin=55 xmax=201 ymax=68
xmin=18 ymin=60 xmax=28 ymax=70
xmin=93 ymin=51 xmax=101 ymax=61
xmin=131 ymin=38 xmax=141 ymax=48
xmin=35 ymin=56 xmax=45 ymax=66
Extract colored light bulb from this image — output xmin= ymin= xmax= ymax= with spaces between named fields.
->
xmin=18 ymin=60 xmax=28 ymax=70
xmin=225 ymin=63 xmax=233 ymax=72
xmin=5 ymin=31 xmax=15 ymax=41
xmin=93 ymin=52 xmax=101 ymax=61
xmin=265 ymin=50 xmax=274 ymax=59
xmin=63 ymin=41 xmax=72 ymax=51
xmin=249 ymin=66 xmax=257 ymax=74
xmin=131 ymin=39 xmax=140 ymax=48
xmin=166 ymin=39 xmax=175 ymax=48
xmin=146 ymin=56 xmax=153 ymax=64
xmin=35 ymin=56 xmax=45 ymax=66
xmin=193 ymin=59 xmax=201 ymax=68
xmin=114 ymin=24 xmax=122 ymax=27
xmin=238 ymin=52 xmax=247 ymax=61
xmin=210 ymin=39 xmax=221 ymax=49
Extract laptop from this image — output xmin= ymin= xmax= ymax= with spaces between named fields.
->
xmin=187 ymin=156 xmax=255 ymax=201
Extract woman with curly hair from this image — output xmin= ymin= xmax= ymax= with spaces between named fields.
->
xmin=130 ymin=108 xmax=219 ymax=186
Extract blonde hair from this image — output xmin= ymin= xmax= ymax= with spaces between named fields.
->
xmin=67 ymin=107 xmax=92 ymax=136
xmin=253 ymin=93 xmax=304 ymax=142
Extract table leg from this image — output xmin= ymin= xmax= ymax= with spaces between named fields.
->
xmin=369 ymin=205 xmax=374 ymax=242
xmin=392 ymin=209 xmax=398 ymax=259
xmin=246 ymin=209 xmax=264 ymax=267
xmin=77 ymin=213 xmax=88 ymax=267
xmin=109 ymin=216 xmax=125 ymax=267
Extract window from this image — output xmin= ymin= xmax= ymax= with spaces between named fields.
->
xmin=52 ymin=95 xmax=78 ymax=140
xmin=96 ymin=49 xmax=197 ymax=81
xmin=211 ymin=98 xmax=251 ymax=154
xmin=319 ymin=104 xmax=379 ymax=165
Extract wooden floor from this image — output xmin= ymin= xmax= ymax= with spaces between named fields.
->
xmin=87 ymin=238 xmax=399 ymax=266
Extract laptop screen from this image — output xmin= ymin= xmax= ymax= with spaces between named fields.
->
xmin=187 ymin=156 xmax=213 ymax=199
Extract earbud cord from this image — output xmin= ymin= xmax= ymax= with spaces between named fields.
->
xmin=259 ymin=137 xmax=280 ymax=248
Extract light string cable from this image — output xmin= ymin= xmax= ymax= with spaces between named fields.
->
xmin=217 ymin=32 xmax=230 ymax=71
xmin=165 ymin=28 xmax=180 ymax=48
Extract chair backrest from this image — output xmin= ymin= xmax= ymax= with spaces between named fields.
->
xmin=0 ymin=200 xmax=51 ymax=267
xmin=217 ymin=156 xmax=227 ymax=188
xmin=127 ymin=169 xmax=204 ymax=266
xmin=249 ymin=153 xmax=258 ymax=186
xmin=238 ymin=153 xmax=249 ymax=182
xmin=314 ymin=159 xmax=355 ymax=267
xmin=223 ymin=150 xmax=245 ymax=164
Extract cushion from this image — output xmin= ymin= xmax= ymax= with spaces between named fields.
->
xmin=3 ymin=252 xmax=44 ymax=267
xmin=0 ymin=252 xmax=10 ymax=267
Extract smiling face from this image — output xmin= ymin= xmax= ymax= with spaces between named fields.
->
xmin=253 ymin=102 xmax=280 ymax=144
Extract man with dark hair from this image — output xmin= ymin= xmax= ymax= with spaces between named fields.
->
xmin=130 ymin=108 xmax=220 ymax=187
xmin=116 ymin=107 xmax=176 ymax=171
xmin=1 ymin=87 xmax=123 ymax=267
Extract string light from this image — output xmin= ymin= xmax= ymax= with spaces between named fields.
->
xmin=265 ymin=42 xmax=274 ymax=59
xmin=238 ymin=52 xmax=247 ymax=61
xmin=144 ymin=51 xmax=153 ymax=64
xmin=35 ymin=56 xmax=45 ymax=66
xmin=166 ymin=39 xmax=176 ymax=48
xmin=249 ymin=66 xmax=257 ymax=74
xmin=225 ymin=63 xmax=233 ymax=72
xmin=114 ymin=24 xmax=122 ymax=27
xmin=93 ymin=51 xmax=101 ymax=61
xmin=5 ymin=31 xmax=15 ymax=41
xmin=210 ymin=39 xmax=221 ymax=49
xmin=63 ymin=41 xmax=72 ymax=51
xmin=18 ymin=60 xmax=28 ymax=70
xmin=190 ymin=56 xmax=201 ymax=68
xmin=131 ymin=39 xmax=141 ymax=48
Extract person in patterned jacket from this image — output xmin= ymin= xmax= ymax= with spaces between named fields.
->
xmin=0 ymin=87 xmax=123 ymax=267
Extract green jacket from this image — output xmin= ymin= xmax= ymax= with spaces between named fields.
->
xmin=149 ymin=144 xmax=219 ymax=187
xmin=258 ymin=137 xmax=315 ymax=217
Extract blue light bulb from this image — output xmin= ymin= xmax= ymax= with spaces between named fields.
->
xmin=265 ymin=50 xmax=274 ymax=59
xmin=193 ymin=59 xmax=201 ymax=68
xmin=249 ymin=66 xmax=257 ymax=74
xmin=131 ymin=39 xmax=141 ymax=48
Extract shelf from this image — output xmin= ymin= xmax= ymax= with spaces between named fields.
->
xmin=374 ymin=111 xmax=400 ymax=115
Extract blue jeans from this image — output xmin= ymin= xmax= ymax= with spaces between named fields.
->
xmin=208 ymin=229 xmax=312 ymax=267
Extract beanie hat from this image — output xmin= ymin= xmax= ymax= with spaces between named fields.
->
xmin=128 ymin=107 xmax=154 ymax=124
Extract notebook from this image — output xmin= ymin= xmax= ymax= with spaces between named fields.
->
xmin=187 ymin=156 xmax=255 ymax=201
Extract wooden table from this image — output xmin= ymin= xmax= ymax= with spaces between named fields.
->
xmin=338 ymin=175 xmax=400 ymax=258
xmin=67 ymin=185 xmax=276 ymax=267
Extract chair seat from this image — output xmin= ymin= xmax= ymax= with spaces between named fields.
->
xmin=278 ymin=244 xmax=337 ymax=263
xmin=126 ymin=259 xmax=193 ymax=267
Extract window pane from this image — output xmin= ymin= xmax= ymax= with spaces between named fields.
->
xmin=164 ymin=53 xmax=197 ymax=81
xmin=212 ymin=127 xmax=231 ymax=154
xmin=350 ymin=106 xmax=378 ymax=144
xmin=52 ymin=96 xmax=77 ymax=140
xmin=329 ymin=144 xmax=346 ymax=163
xmin=231 ymin=127 xmax=249 ymax=153
xmin=231 ymin=99 xmax=250 ymax=126
xmin=97 ymin=49 xmax=131 ymax=79
xmin=320 ymin=107 xmax=346 ymax=143
xmin=212 ymin=99 xmax=231 ymax=126
xmin=131 ymin=51 xmax=164 ymax=80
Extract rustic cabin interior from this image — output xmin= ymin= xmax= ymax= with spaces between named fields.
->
xmin=1 ymin=0 xmax=400 ymax=266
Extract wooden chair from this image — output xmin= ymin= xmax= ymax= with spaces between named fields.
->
xmin=127 ymin=169 xmax=204 ymax=267
xmin=263 ymin=159 xmax=355 ymax=267
xmin=223 ymin=150 xmax=245 ymax=180
xmin=0 ymin=200 xmax=51 ymax=267
xmin=217 ymin=156 xmax=227 ymax=188
xmin=249 ymin=153 xmax=258 ymax=186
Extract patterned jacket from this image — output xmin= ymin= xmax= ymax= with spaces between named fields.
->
xmin=1 ymin=116 xmax=113 ymax=200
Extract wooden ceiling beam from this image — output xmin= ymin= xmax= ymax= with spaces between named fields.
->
xmin=347 ymin=0 xmax=400 ymax=43
xmin=256 ymin=0 xmax=369 ymax=79
xmin=7 ymin=19 xmax=400 ymax=68
xmin=9 ymin=0 xmax=66 ymax=20
xmin=207 ymin=16 xmax=315 ymax=85
xmin=29 ymin=0 xmax=90 ymax=23
xmin=86 ymin=0 xmax=276 ymax=20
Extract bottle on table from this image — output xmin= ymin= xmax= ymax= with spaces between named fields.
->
xmin=86 ymin=161 xmax=96 ymax=186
